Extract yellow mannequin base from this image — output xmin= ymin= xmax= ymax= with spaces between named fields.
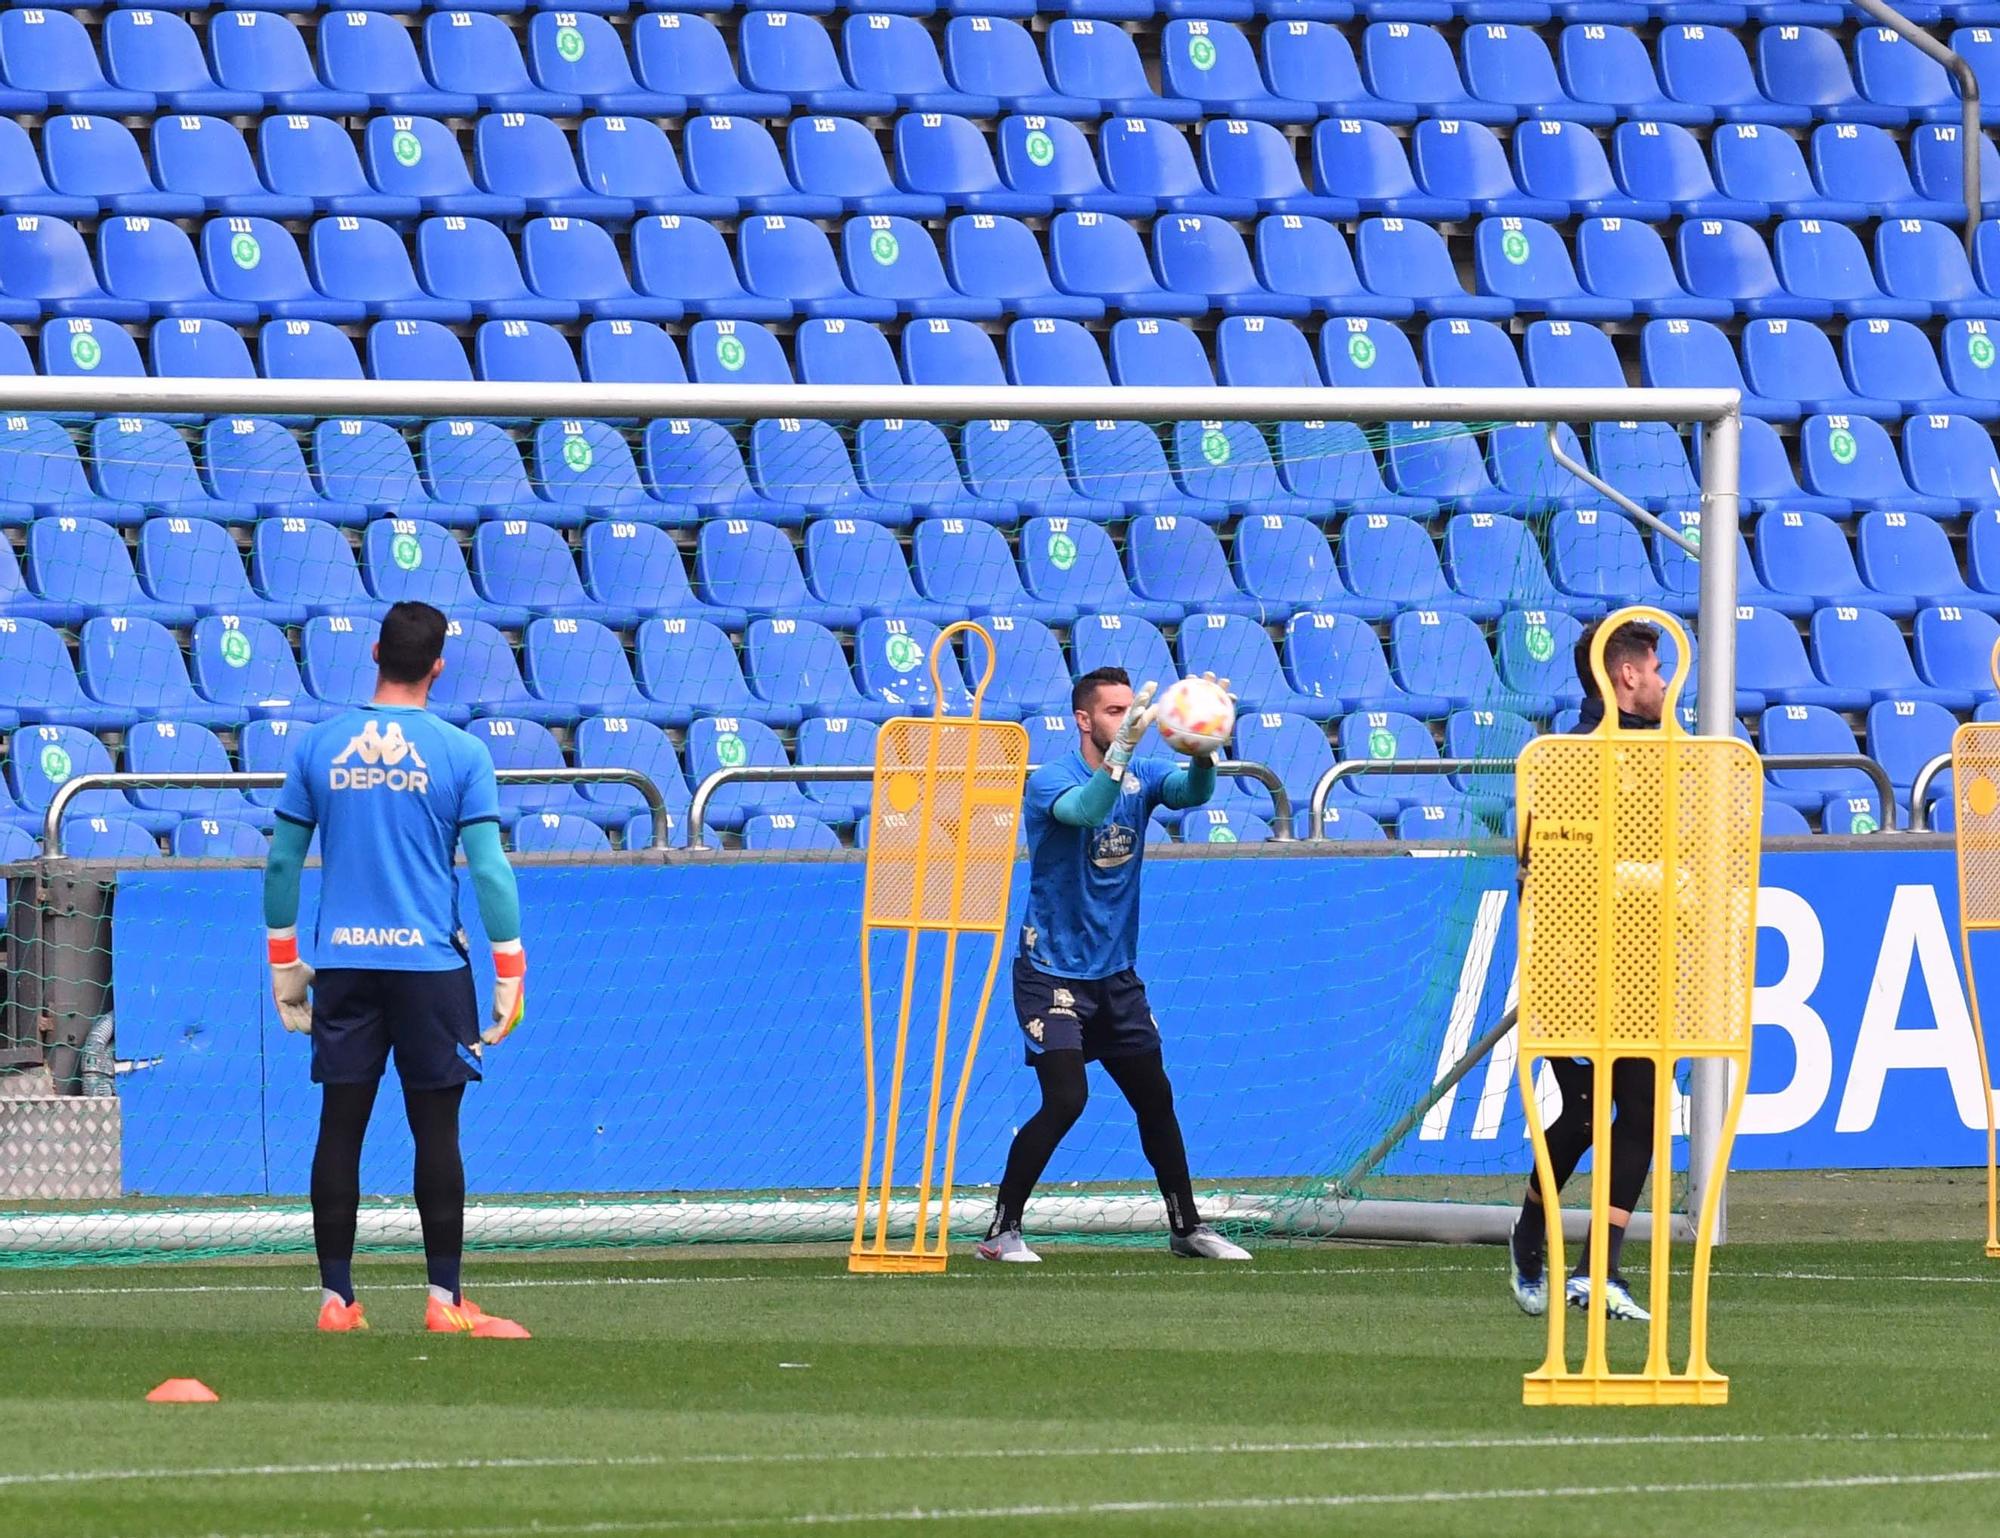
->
xmin=848 ymin=1252 xmax=948 ymax=1274
xmin=1524 ymin=1371 xmax=1729 ymax=1406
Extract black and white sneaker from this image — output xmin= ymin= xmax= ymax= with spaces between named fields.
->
xmin=1169 ymin=1224 xmax=1252 ymax=1260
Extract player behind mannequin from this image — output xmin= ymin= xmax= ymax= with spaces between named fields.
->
xmin=264 ymin=600 xmax=531 ymax=1337
xmin=1509 ymin=618 xmax=1666 ymax=1323
xmin=978 ymin=667 xmax=1251 ymax=1264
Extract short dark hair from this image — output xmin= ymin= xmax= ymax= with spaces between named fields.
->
xmin=1072 ymin=666 xmax=1130 ymax=714
xmin=1574 ymin=619 xmax=1660 ymax=692
xmin=377 ymin=601 xmax=448 ymax=686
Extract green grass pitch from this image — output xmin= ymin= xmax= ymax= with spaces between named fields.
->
xmin=5 ymin=1175 xmax=2000 ymax=1538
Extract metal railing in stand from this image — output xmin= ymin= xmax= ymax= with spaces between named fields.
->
xmin=1760 ymin=754 xmax=1901 ymax=833
xmin=1850 ymin=0 xmax=1983 ymax=251
xmin=686 ymin=759 xmax=1293 ymax=848
xmin=41 ymin=767 xmax=673 ymax=856
xmin=1910 ymin=752 xmax=1955 ymax=832
xmin=1308 ymin=758 xmax=1518 ymax=839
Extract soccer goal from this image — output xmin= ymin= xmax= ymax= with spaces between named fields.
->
xmin=0 ymin=372 xmax=1742 ymax=1264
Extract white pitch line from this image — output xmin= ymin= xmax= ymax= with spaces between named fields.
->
xmin=95 ymin=1466 xmax=2000 ymax=1538
xmin=2 ymin=1430 xmax=1983 ymax=1493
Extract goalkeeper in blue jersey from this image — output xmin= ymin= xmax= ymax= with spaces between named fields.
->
xmin=977 ymin=667 xmax=1251 ymax=1264
xmin=264 ymin=601 xmax=531 ymax=1338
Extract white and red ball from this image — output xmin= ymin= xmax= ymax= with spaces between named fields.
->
xmin=1154 ymin=675 xmax=1236 ymax=758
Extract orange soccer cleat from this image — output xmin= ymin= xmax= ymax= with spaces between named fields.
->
xmin=425 ymin=1295 xmax=531 ymax=1339
xmin=317 ymin=1297 xmax=368 ymax=1333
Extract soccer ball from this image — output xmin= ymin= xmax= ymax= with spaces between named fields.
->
xmin=1155 ymin=675 xmax=1236 ymax=758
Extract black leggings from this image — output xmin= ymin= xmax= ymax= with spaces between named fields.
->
xmin=311 ymin=1080 xmax=466 ymax=1274
xmin=991 ymin=1049 xmax=1199 ymax=1236
xmin=1534 ymin=1057 xmax=1658 ymax=1214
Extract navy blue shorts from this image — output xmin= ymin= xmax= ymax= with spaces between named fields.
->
xmin=1013 ymin=958 xmax=1161 ymax=1065
xmin=311 ymin=967 xmax=481 ymax=1091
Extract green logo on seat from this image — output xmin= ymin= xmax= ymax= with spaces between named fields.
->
xmin=1188 ymin=34 xmax=1216 ymax=69
xmin=1348 ymin=334 xmax=1375 ymax=369
xmin=1828 ymin=426 xmax=1858 ymax=465
xmin=885 ymin=633 xmax=923 ymax=673
xmin=870 ymin=230 xmax=899 ymax=266
xmin=715 ymin=731 xmax=747 ymax=768
xmin=562 ymin=433 xmax=592 ymax=471
xmin=392 ymin=130 xmax=422 ymax=167
xmin=1368 ymin=727 xmax=1395 ymax=760
xmin=40 ymin=744 xmax=71 ymax=783
xmin=1501 ymin=229 xmax=1530 ymax=265
xmin=1200 ymin=427 xmax=1230 ymax=466
xmin=1849 ymin=809 xmax=1878 ymax=835
xmin=716 ymin=335 xmax=746 ymax=372
xmin=1025 ymin=129 xmax=1055 ymax=167
xmin=1047 ymin=531 xmax=1077 ymax=570
xmin=1973 ymin=334 xmax=1996 ymax=370
xmin=1206 ymin=823 xmax=1237 ymax=843
xmin=555 ymin=24 xmax=584 ymax=61
xmin=1525 ymin=622 xmax=1553 ymax=662
xmin=70 ymin=333 xmax=100 ymax=371
xmin=230 ymin=233 xmax=261 ymax=270
xmin=392 ymin=532 xmax=423 ymax=571
xmin=220 ymin=629 xmax=253 ymax=669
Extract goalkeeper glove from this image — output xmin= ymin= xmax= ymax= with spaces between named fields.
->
xmin=483 ymin=940 xmax=525 ymax=1045
xmin=267 ymin=928 xmax=314 ymax=1035
xmin=1103 ymin=679 xmax=1158 ymax=782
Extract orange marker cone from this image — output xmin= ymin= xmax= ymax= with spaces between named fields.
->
xmin=146 ymin=1378 xmax=219 ymax=1403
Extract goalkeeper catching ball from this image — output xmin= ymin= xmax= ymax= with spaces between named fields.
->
xmin=263 ymin=601 xmax=531 ymax=1338
xmin=977 ymin=667 xmax=1251 ymax=1264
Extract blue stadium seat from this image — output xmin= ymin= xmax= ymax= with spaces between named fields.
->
xmin=1396 ymin=609 xmax=1551 ymax=715
xmin=1100 ymin=117 xmax=1255 ymax=219
xmin=1172 ymin=807 xmax=1268 ymax=845
xmin=1721 ymin=414 xmax=1849 ymax=520
xmin=577 ymin=117 xmax=733 ymax=219
xmin=630 ymin=14 xmax=787 ymax=118
xmin=1070 ymin=419 xmax=1236 ymax=522
xmin=1382 ymin=424 xmax=1514 ymax=512
xmin=696 ymin=517 xmax=861 ymax=628
xmin=154 ymin=117 xmax=306 ymax=219
xmin=745 ymin=616 xmax=898 ymax=723
xmin=1285 ymin=611 xmax=1445 ymax=716
xmin=1857 ymin=504 xmax=2000 ymax=613
xmin=1046 ymin=19 xmax=1193 ymax=120
xmin=1200 ymin=121 xmax=1354 ymax=220
xmin=96 ymin=216 xmax=256 ymax=324
xmin=473 ymin=313 xmax=582 ymax=378
xmin=841 ymin=214 xmax=995 ymax=318
xmin=416 ymin=416 xmax=554 ymax=523
xmin=1611 ymin=121 xmax=1761 ymax=221
xmin=739 ymin=11 xmax=894 ymax=115
xmin=60 ymin=816 xmax=160 ymax=859
xmin=1153 ymin=214 xmax=1303 ymax=314
xmin=845 ymin=15 xmax=999 ymax=117
xmin=802 ymin=517 xmax=956 ymax=624
xmin=629 ymin=220 xmax=788 ymax=325
xmin=510 ymin=812 xmax=611 ymax=854
xmin=740 ymin=214 xmax=896 ymax=320
xmin=520 ymin=616 xmax=675 ymax=725
xmin=1333 ymin=710 xmax=1447 ymax=811
xmin=1849 ymin=319 xmax=1992 ymax=419
xmin=1462 ymin=22 xmax=1609 ymax=124
xmin=423 ymin=11 xmax=577 ymax=115
xmin=1884 ymin=222 xmax=2000 ymax=324
xmin=641 ymin=416 xmax=788 ymax=527
xmin=1658 ymin=23 xmax=1810 ymax=125
xmin=191 ymin=614 xmax=330 ymax=722
xmin=1815 ymin=602 xmax=1973 ymax=709
xmin=77 ymin=614 xmax=235 ymax=728
xmin=1513 ymin=117 xmax=1667 ymax=220
xmin=1413 ymin=119 xmax=1564 ymax=219
xmin=1641 ymin=316 xmax=1795 ymax=420
xmin=474 ymin=114 xmax=631 ymax=221
xmin=902 ymin=313 xmax=1010 ymax=385
xmin=368 ymin=318 xmax=472 ymax=382
xmin=525 ymin=13 xmax=681 ymax=115
xmin=1915 ymin=603 xmax=2000 ymax=696
xmin=205 ymin=417 xmax=368 ymax=526
xmin=795 ymin=316 xmax=898 ymax=385
xmin=1362 ymin=21 xmax=1512 ymax=123
xmin=967 ymin=614 xmax=1063 ymax=716
xmin=210 ymin=14 xmax=367 ymax=115
xmin=855 ymin=416 xmax=1001 ymax=523
xmin=171 ymin=818 xmax=269 ymax=858
xmin=0 ymin=119 xmax=92 ymax=218
xmin=237 ymin=719 xmax=306 ymax=817
xmin=1677 ymin=218 xmax=1827 ymax=319
xmin=630 ymin=617 xmax=784 ymax=728
xmin=320 ymin=420 xmax=479 ymax=531
xmin=304 ymin=216 xmax=462 ymax=323
xmin=138 ymin=516 xmax=296 ymax=624
xmin=1071 ymin=611 xmax=1176 ymax=695
xmin=1943 ymin=318 xmax=2000 ymax=410
xmin=579 ymin=519 xmax=742 ymax=629
xmin=1488 ymin=420 xmax=1593 ymax=512
xmin=1731 ymin=603 xmax=1851 ymax=713
xmin=1855 ymin=26 xmax=1959 ymax=122
xmin=42 ymin=115 xmax=197 ymax=219
xmin=1954 ymin=25 xmax=2000 ymax=125
xmin=27 ymin=518 xmax=191 ymax=625
xmin=1471 ymin=219 xmax=1628 ymax=319
xmin=1814 ymin=124 xmax=1959 ymax=223
xmin=1495 ymin=608 xmax=1585 ymax=709
xmin=1262 ymin=20 xmax=1411 ymax=122
xmin=1558 ymin=25 xmax=1708 ymax=125
xmin=894 ymin=116 xmax=1049 ymax=219
xmin=1279 ymin=418 xmax=1437 ymax=518
xmin=1006 ymin=313 xmax=1111 ymax=385
xmin=37 ymin=317 xmax=143 ymax=384
xmin=573 ymin=714 xmax=692 ymax=824
xmin=317 ymin=10 xmax=475 ymax=115
xmin=1217 ymin=710 xmax=1317 ymax=828
xmin=1213 ymin=313 xmax=1321 ymax=387
xmin=256 ymin=317 xmax=363 ymax=382
xmin=1775 ymin=217 xmax=1929 ymax=321
xmin=1120 ymin=513 xmax=1262 ymax=621
xmin=467 ymin=718 xmax=589 ymax=826
xmin=1522 ymin=317 xmax=1621 ymax=390
xmin=527 ymin=418 xmax=680 ymax=526
xmin=1959 ymin=510 xmax=2000 ymax=603
xmin=962 ymin=418 xmax=1122 ymax=522
xmin=1800 ymin=413 xmax=1958 ymax=516
xmin=1017 ymin=515 xmax=1171 ymax=623
xmin=1867 ymin=697 xmax=1958 ymax=823
xmin=1760 ymin=704 xmax=1882 ymax=826
xmin=579 ymin=318 xmax=686 ymax=386
xmin=1757 ymin=506 xmax=1903 ymax=614
xmin=750 ymin=416 xmax=906 ymax=525
xmin=1020 ymin=710 xmax=1076 ymax=770
xmin=906 ymin=516 xmax=1063 ymax=621
xmin=519 ymin=216 xmax=682 ymax=322
xmin=1589 ymin=419 xmax=1699 ymax=513
xmin=1109 ymin=315 xmax=1212 ymax=387
xmin=1355 ymin=217 xmax=1512 ymax=318
xmin=6 ymin=727 xmax=131 ymax=828
xmin=1395 ymin=803 xmax=1498 ymax=843
xmin=1178 ymin=610 xmax=1327 ymax=717
xmin=360 ymin=518 xmax=522 ymax=627
xmin=1904 ymin=413 xmax=2000 ymax=513
xmin=1312 ymin=119 xmax=1466 ymax=221
xmin=1742 ymin=317 xmax=1895 ymax=418
xmin=1713 ymin=122 xmax=1865 ymax=223
xmin=682 ymin=717 xmax=814 ymax=833
xmin=150 ymin=315 xmax=256 ymax=381
xmin=1759 ymin=25 xmax=1900 ymax=126
xmin=1158 ymin=19 xmax=1310 ymax=123
xmin=1172 ymin=418 xmax=1324 ymax=523
xmin=104 ymin=13 xmax=258 ymax=116
xmin=943 ymin=16 xmax=1093 ymax=117
xmin=1444 ymin=511 xmax=1573 ymax=616
xmin=362 ymin=118 xmax=522 ymax=222
xmin=1574 ymin=215 xmax=1732 ymax=322
xmin=1543 ymin=506 xmax=1674 ymax=612
xmin=257 ymin=116 xmax=416 ymax=219
xmin=1338 ymin=509 xmax=1494 ymax=620
xmin=197 ymin=218 xmax=357 ymax=323
xmin=741 ymin=812 xmax=842 ymax=852
xmin=0 ymin=415 xmax=142 ymax=525
xmin=249 ymin=520 xmax=375 ymax=620
xmin=1 ymin=10 xmax=149 ymax=114
xmin=131 ymin=724 xmax=262 ymax=833
xmin=788 ymin=118 xmax=941 ymax=220
xmin=995 ymin=112 xmax=1148 ymax=218
xmin=1040 ymin=210 xmax=1199 ymax=317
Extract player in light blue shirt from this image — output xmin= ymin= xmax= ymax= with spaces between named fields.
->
xmin=977 ymin=667 xmax=1252 ymax=1265
xmin=264 ymin=601 xmax=530 ymax=1338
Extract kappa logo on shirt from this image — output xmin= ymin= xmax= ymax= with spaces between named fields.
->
xmin=328 ymin=721 xmax=431 ymax=792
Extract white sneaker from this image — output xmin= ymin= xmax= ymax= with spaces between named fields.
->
xmin=975 ymin=1228 xmax=1041 ymax=1263
xmin=1510 ymin=1261 xmax=1548 ymax=1317
xmin=1169 ymin=1224 xmax=1252 ymax=1260
xmin=1564 ymin=1273 xmax=1651 ymax=1322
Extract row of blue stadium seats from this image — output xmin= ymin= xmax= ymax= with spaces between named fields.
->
xmin=10 ymin=492 xmax=2000 ymax=634
xmin=9 ymin=106 xmax=1995 ymax=239
xmin=0 ymin=592 xmax=1996 ymax=741
xmin=2 ymin=205 xmax=1994 ymax=339
xmin=5 ymin=9 xmax=1998 ymax=132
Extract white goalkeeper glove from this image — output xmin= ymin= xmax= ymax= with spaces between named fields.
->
xmin=267 ymin=928 xmax=314 ymax=1035
xmin=483 ymin=940 xmax=526 ymax=1046
xmin=1104 ymin=679 xmax=1158 ymax=781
